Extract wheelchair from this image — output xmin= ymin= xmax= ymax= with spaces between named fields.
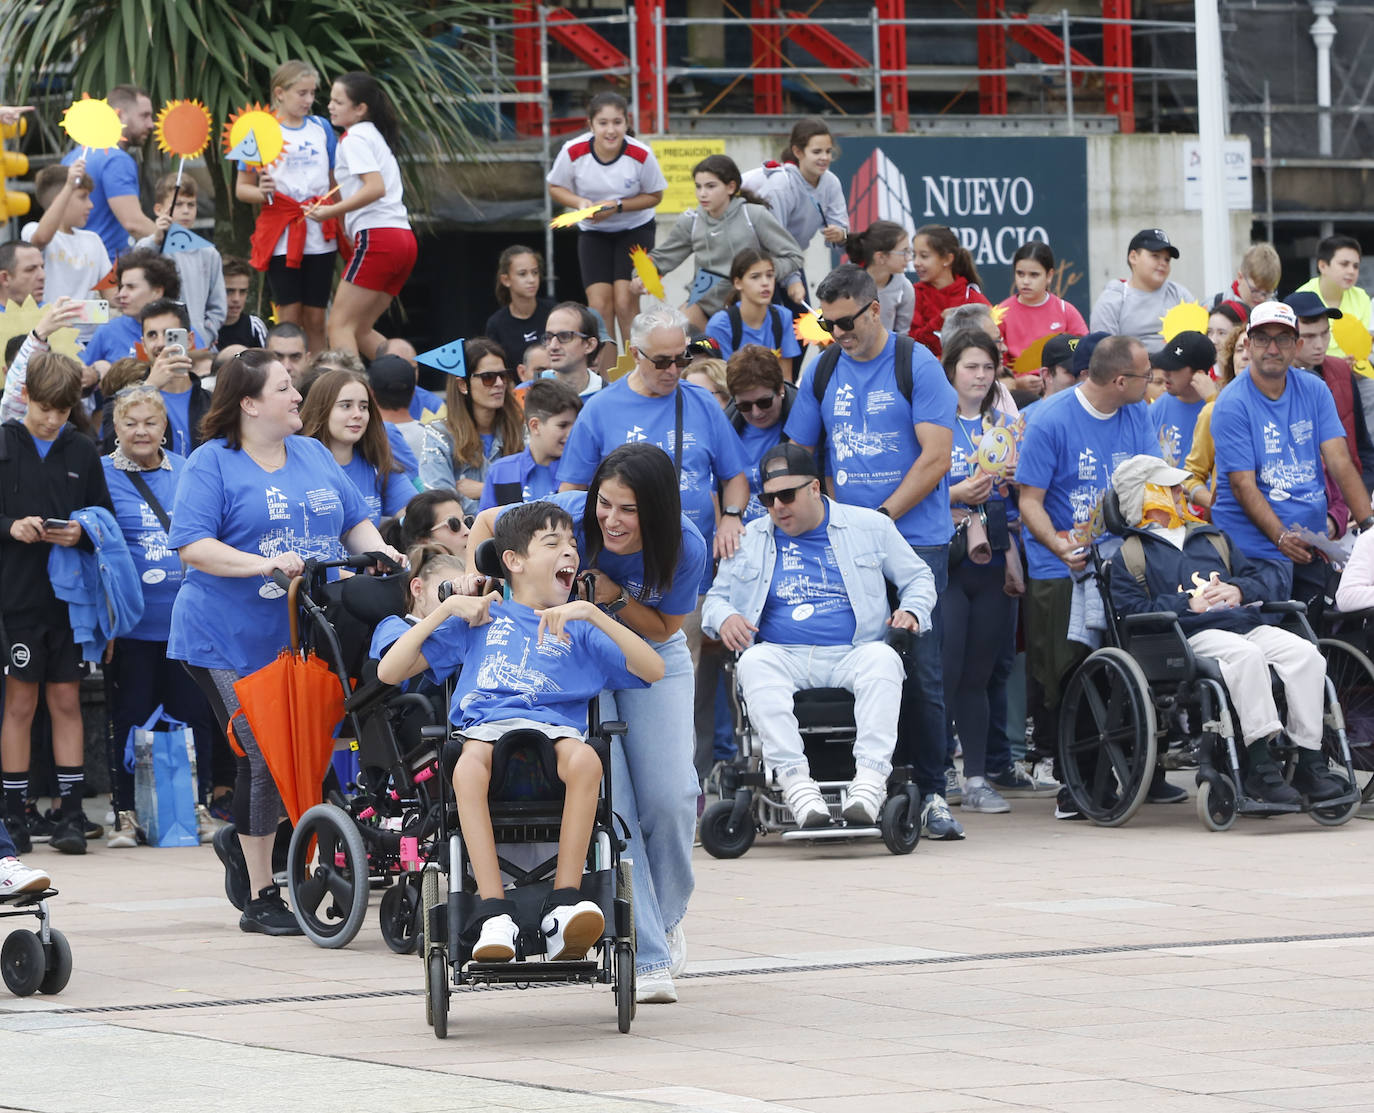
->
xmin=0 ymin=886 xmax=71 ymax=997
xmin=418 ymin=540 xmax=636 ymax=1038
xmin=1056 ymin=491 xmax=1363 ymax=831
xmin=273 ymin=556 xmax=449 ymax=952
xmin=699 ymin=628 xmax=922 ymax=858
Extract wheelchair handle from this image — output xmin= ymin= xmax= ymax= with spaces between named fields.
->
xmin=437 ymin=580 xmax=455 ymax=603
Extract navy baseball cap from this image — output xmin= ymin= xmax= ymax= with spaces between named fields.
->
xmin=1041 ymin=333 xmax=1082 ymax=373
xmin=1128 ymin=228 xmax=1180 ymax=259
xmin=1072 ymin=331 xmax=1111 ymax=376
xmin=1153 ymin=331 xmax=1217 ymax=372
xmin=1284 ymin=291 xmax=1342 ymax=321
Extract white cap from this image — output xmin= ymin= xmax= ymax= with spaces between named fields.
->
xmin=1248 ymin=300 xmax=1298 ymax=334
xmin=1111 ymin=454 xmax=1191 ymax=526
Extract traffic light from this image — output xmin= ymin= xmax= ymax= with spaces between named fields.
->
xmin=1 ymin=117 xmax=30 ymax=221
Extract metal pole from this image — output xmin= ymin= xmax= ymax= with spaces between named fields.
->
xmin=655 ymin=6 xmax=666 ymax=135
xmin=488 ymin=16 xmax=500 ymax=137
xmin=1310 ymin=0 xmax=1335 ymax=156
xmin=1061 ymin=9 xmax=1074 ymax=134
xmin=540 ymin=5 xmax=555 ymax=297
xmin=1263 ymin=80 xmax=1275 ymax=245
xmin=628 ymin=5 xmax=640 ymax=133
xmin=871 ymin=7 xmax=884 ymax=135
xmin=1194 ymin=0 xmax=1233 ymax=295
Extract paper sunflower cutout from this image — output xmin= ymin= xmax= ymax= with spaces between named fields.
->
xmin=59 ymin=96 xmax=124 ymax=151
xmin=1159 ymin=301 xmax=1209 ymax=344
xmin=222 ymin=104 xmax=285 ymax=168
xmin=155 ymin=100 xmax=212 ymax=158
xmin=629 ymin=247 xmax=665 ymax=301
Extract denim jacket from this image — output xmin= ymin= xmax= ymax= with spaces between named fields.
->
xmin=702 ymin=497 xmax=936 ymax=644
xmin=417 ymin=422 xmax=509 ymax=515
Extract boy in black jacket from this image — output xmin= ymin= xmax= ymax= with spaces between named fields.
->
xmin=0 ymin=353 xmax=112 ymax=854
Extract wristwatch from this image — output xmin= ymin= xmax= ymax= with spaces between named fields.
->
xmin=1360 ymin=515 xmax=1374 ymax=533
xmin=604 ymin=586 xmax=629 ymax=615
xmin=722 ymin=505 xmax=743 ymax=519
xmin=877 ymin=506 xmax=892 ymax=518
xmin=616 ymin=199 xmax=624 ymax=213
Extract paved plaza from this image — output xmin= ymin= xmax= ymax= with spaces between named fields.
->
xmin=5 ymin=781 xmax=1374 ymax=1113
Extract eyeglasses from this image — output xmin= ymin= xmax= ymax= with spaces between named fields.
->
xmin=1250 ymin=332 xmax=1297 ymax=351
xmin=541 ymin=330 xmax=589 ymax=345
xmin=469 ymin=370 xmax=513 ymax=387
xmin=734 ymin=393 xmax=778 ymax=414
xmin=882 ymin=247 xmax=914 ymax=259
xmin=817 ymin=299 xmax=877 ymax=334
xmin=760 ymin=481 xmax=813 ymax=508
xmin=642 ymin=351 xmax=693 ymax=370
xmin=1118 ymin=372 xmax=1152 ymax=381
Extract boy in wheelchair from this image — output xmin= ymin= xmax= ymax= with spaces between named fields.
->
xmin=1110 ymin=454 xmax=1346 ymax=804
xmin=377 ymin=501 xmax=664 ymax=962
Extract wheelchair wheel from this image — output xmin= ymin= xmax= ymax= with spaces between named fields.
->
xmin=698 ymin=799 xmax=755 ymax=859
xmin=1319 ymin=638 xmax=1374 ymax=801
xmin=379 ymin=879 xmax=421 ymax=955
xmin=428 ymin=949 xmax=449 ymax=1040
xmin=287 ymin=803 xmax=370 ymax=949
xmin=879 ymin=793 xmax=920 ymax=855
xmin=38 ymin=929 xmax=71 ymax=996
xmin=615 ymin=941 xmax=635 ymax=1034
xmin=1057 ymin=648 xmax=1157 ymax=827
xmin=1 ymin=930 xmax=45 ymax=996
xmin=1195 ymin=777 xmax=1237 ymax=832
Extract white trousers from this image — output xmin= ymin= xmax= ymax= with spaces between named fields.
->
xmin=1187 ymin=625 xmax=1326 ymax=749
xmin=735 ymin=641 xmax=905 ymax=779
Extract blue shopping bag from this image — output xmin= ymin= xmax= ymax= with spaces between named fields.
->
xmin=123 ymin=706 xmax=199 ymax=848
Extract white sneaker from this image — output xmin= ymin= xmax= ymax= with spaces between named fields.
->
xmin=667 ymin=922 xmax=687 ymax=978
xmin=636 ymin=970 xmax=678 ymax=1004
xmin=472 ymin=913 xmax=519 ymax=962
xmin=541 ymin=899 xmax=604 ymax=960
xmin=106 ymin=811 xmax=141 ymax=849
xmin=780 ymin=773 xmax=830 ymax=829
xmin=961 ymin=782 xmax=1011 ymax=813
xmin=842 ymin=769 xmax=888 ymax=825
xmin=0 ymin=856 xmax=49 ymax=896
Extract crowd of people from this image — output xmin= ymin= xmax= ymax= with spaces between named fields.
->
xmin=0 ymin=82 xmax=1372 ymax=1004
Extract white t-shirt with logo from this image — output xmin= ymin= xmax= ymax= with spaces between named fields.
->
xmin=334 ymin=121 xmax=409 ymax=239
xmin=546 ymin=133 xmax=666 ymax=234
xmin=20 ymin=222 xmax=111 ymax=341
xmin=269 ymin=116 xmax=336 ymax=256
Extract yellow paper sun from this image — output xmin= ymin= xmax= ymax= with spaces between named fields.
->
xmin=551 ymin=203 xmax=608 ymax=230
xmin=794 ymin=312 xmax=834 ymax=347
xmin=155 ymin=100 xmax=212 ymax=158
xmin=222 ymin=104 xmax=285 ymax=168
xmin=629 ymin=247 xmax=665 ymax=301
xmin=1332 ymin=314 xmax=1373 ymax=362
xmin=0 ymin=297 xmax=79 ymax=358
xmin=1159 ymin=301 xmax=1209 ymax=343
xmin=1012 ymin=334 xmax=1055 ymax=374
xmin=60 ymin=96 xmax=124 ymax=151
xmin=989 ymin=303 xmax=1008 ymax=327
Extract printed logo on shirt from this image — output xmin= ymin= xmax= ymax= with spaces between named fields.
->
xmin=832 ymin=384 xmax=855 ymax=418
xmin=831 ymin=423 xmax=901 ymax=463
xmin=1260 ymin=453 xmax=1315 ymax=502
xmin=1263 ymin=421 xmax=1282 ymax=454
xmin=866 ymin=389 xmax=895 ymax=414
xmin=9 ymin=643 xmax=29 ymax=669
xmin=485 ymin=615 xmax=515 ymax=647
xmin=835 ymin=469 xmax=849 ymax=486
xmin=265 ymin=486 xmax=290 ymax=521
xmin=140 ymin=531 xmax=170 ymax=564
xmin=306 ymin=487 xmax=343 ymax=516
xmin=1158 ymin=424 xmax=1183 ymax=467
xmin=139 ymin=503 xmax=162 ymax=530
xmin=780 ymin=541 xmax=804 ymax=572
xmin=625 ymin=426 xmax=648 ymax=443
xmin=1077 ymin=447 xmax=1098 ymax=481
xmin=1291 ymin=418 xmax=1313 ymax=445
xmin=470 ymin=637 xmax=561 ymax=707
xmin=142 ymin=568 xmax=167 ymax=585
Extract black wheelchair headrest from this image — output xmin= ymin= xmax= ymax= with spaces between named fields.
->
xmin=336 ymin=569 xmax=409 ymax=628
xmin=1100 ymin=487 xmax=1127 ymax=537
xmin=473 ymin=537 xmax=505 ymax=581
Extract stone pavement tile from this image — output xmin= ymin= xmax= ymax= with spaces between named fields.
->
xmin=1228 ymin=1041 xmax=1374 ymax=1075
xmin=1151 ymin=1065 xmax=1354 ymax=1094
xmin=1223 ymin=1083 xmax=1374 ymax=1110
xmin=785 ymin=1091 xmax=1015 ymax=1113
xmin=822 ymin=1051 xmax=1092 ymax=1090
xmin=602 ymin=1085 xmax=818 ymax=1113
xmin=960 ymin=1079 xmax=1191 ymax=1106
xmin=1052 ymin=1096 xmax=1277 ymax=1113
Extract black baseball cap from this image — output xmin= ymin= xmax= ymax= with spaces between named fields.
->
xmin=1128 ymin=228 xmax=1180 ymax=259
xmin=1153 ymin=331 xmax=1216 ymax=372
xmin=367 ymin=354 xmax=417 ymax=393
xmin=1072 ymin=331 xmax=1111 ymax=376
xmin=1041 ymin=333 xmax=1081 ymax=373
xmin=760 ymin=443 xmax=819 ymax=482
xmin=1284 ymin=291 xmax=1343 ymax=321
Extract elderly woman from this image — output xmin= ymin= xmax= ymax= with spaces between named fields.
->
xmin=102 ymin=386 xmax=225 ymax=849
xmin=1109 ymin=453 xmax=1345 ymax=807
xmin=168 ymin=349 xmax=403 ymax=937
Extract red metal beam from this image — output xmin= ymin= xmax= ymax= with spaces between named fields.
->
xmin=513 ymin=1 xmax=542 ymax=137
xmin=1102 ymin=0 xmax=1135 ymax=133
xmin=977 ymin=0 xmax=1007 ymax=115
xmin=781 ymin=10 xmax=869 ymax=85
xmin=877 ymin=0 xmax=908 ymax=132
xmin=636 ymin=0 xmax=666 ymax=131
xmin=1007 ymin=16 xmax=1094 ymax=82
xmin=546 ymin=8 xmax=629 ymax=72
xmin=752 ymin=0 xmax=785 ymax=116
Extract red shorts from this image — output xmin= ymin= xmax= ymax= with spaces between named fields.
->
xmin=342 ymin=227 xmax=416 ymax=297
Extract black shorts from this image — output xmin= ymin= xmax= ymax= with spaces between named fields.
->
xmin=266 ymin=252 xmax=337 ymax=309
xmin=577 ymin=223 xmax=656 ymax=287
xmin=4 ymin=623 xmax=84 ymax=684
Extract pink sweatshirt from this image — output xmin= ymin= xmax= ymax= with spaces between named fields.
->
xmin=996 ymin=294 xmax=1088 ymax=363
xmin=1335 ymin=529 xmax=1374 ymax=612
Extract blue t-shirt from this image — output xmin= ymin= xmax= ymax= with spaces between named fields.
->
xmin=479 ymin=447 xmax=560 ymax=510
xmin=340 ymin=449 xmax=414 ymax=525
xmin=756 ymin=507 xmax=856 ymax=646
xmin=167 ymin=436 xmax=372 ymax=674
xmin=737 ymin=418 xmax=784 ymax=522
xmin=82 ymin=316 xmax=208 ymax=366
xmin=1016 ymin=387 xmax=1160 ymax=579
xmin=410 ymin=386 xmax=444 ymax=421
xmin=1149 ymin=393 xmax=1206 ymax=467
xmin=560 ymin=378 xmax=747 ymax=588
xmin=62 ymin=146 xmax=140 ymax=262
xmin=162 ymin=390 xmax=193 ymax=457
xmin=1210 ymin=368 xmax=1346 ymax=562
xmin=420 ymin=599 xmax=645 ymax=734
xmin=102 ymin=454 xmax=186 ymax=641
xmin=705 ymin=306 xmax=801 ymax=362
xmin=496 ymin=490 xmax=708 ymax=620
xmin=784 ymin=334 xmax=957 ymax=546
xmin=32 ymin=434 xmax=55 ymax=460
xmin=384 ymin=423 xmax=419 ymax=481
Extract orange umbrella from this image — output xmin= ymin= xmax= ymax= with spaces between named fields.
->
xmin=230 ymin=578 xmax=345 ymax=825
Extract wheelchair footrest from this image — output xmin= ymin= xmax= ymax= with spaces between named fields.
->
xmin=465 ymin=959 xmax=601 ymax=984
xmin=780 ymin=825 xmax=881 ymax=840
xmin=0 ymin=888 xmax=55 ymax=908
xmin=1236 ymin=798 xmax=1302 ymax=816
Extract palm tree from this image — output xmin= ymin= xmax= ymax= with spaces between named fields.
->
xmin=1 ymin=0 xmax=501 ymax=244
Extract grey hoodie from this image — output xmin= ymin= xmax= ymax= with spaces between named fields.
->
xmin=740 ymin=162 xmax=848 ymax=285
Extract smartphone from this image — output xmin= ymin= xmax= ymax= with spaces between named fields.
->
xmin=42 ymin=519 xmax=71 ymax=531
xmin=164 ymin=328 xmax=189 ymax=354
xmin=73 ymin=299 xmax=109 ymax=325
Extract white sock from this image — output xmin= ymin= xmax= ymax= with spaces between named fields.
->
xmin=965 ymin=775 xmax=986 ymax=789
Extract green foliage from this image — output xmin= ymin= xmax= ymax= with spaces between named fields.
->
xmin=1 ymin=0 xmax=501 ymax=242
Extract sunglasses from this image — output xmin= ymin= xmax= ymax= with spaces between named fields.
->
xmin=642 ymin=351 xmax=693 ymax=370
xmin=760 ymin=481 xmax=812 ymax=508
xmin=817 ymin=299 xmax=877 ymax=334
xmin=734 ymin=393 xmax=778 ymax=414
xmin=541 ymin=330 xmax=590 ymax=345
xmin=435 ymin=515 xmax=473 ymax=534
xmin=469 ymin=370 xmax=513 ymax=387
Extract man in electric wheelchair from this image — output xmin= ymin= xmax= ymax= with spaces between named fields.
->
xmin=1109 ymin=454 xmax=1346 ymax=805
xmin=377 ymin=501 xmax=664 ymax=962
xmin=701 ymin=443 xmax=936 ymax=829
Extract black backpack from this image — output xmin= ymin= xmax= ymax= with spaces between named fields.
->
xmin=811 ymin=334 xmax=917 ymax=407
xmin=728 ymin=304 xmax=785 ymax=352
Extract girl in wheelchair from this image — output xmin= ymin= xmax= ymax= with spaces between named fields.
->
xmin=377 ymin=501 xmax=664 ymax=961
